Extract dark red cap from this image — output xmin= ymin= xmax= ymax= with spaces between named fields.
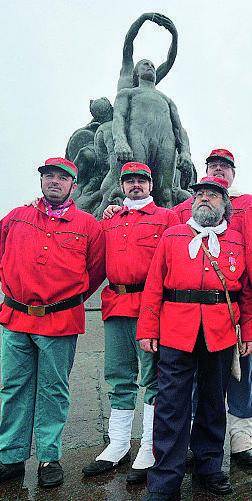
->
xmin=38 ymin=157 xmax=78 ymax=181
xmin=206 ymin=148 xmax=235 ymax=168
xmin=190 ymin=176 xmax=229 ymax=196
xmin=120 ymin=162 xmax=152 ymax=180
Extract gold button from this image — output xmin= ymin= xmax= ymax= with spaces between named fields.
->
xmin=46 ymin=233 xmax=51 ymax=237
xmin=43 ymin=246 xmax=48 ymax=250
xmin=51 ymin=217 xmax=55 ymax=221
xmin=205 ymin=267 xmax=209 ymax=271
xmin=125 ymin=222 xmax=129 ymax=226
xmin=154 ymin=234 xmax=158 ymax=238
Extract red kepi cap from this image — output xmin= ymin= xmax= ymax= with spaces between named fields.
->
xmin=190 ymin=176 xmax=229 ymax=196
xmin=120 ymin=162 xmax=152 ymax=180
xmin=38 ymin=157 xmax=78 ymax=182
xmin=206 ymin=148 xmax=235 ymax=168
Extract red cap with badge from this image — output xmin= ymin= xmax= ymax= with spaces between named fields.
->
xmin=190 ymin=176 xmax=229 ymax=196
xmin=120 ymin=162 xmax=152 ymax=180
xmin=206 ymin=148 xmax=235 ymax=168
xmin=38 ymin=157 xmax=78 ymax=182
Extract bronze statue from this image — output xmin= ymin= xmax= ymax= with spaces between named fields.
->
xmin=67 ymin=13 xmax=195 ymax=216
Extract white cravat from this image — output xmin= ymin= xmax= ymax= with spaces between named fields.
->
xmin=187 ymin=217 xmax=227 ymax=259
xmin=123 ymin=195 xmax=153 ymax=210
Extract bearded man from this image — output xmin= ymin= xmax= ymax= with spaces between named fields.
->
xmin=137 ymin=177 xmax=252 ymax=499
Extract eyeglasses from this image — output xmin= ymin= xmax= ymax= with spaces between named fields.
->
xmin=194 ymin=190 xmax=222 ymax=199
xmin=207 ymin=161 xmax=231 ymax=169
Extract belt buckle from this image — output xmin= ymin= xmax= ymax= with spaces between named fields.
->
xmin=28 ymin=305 xmax=46 ymax=317
xmin=117 ymin=285 xmax=127 ymax=295
xmin=215 ymin=291 xmax=220 ymax=304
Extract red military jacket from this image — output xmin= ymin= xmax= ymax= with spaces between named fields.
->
xmin=244 ymin=206 xmax=252 ymax=284
xmin=172 ymin=192 xmax=252 ymax=231
xmin=101 ymin=202 xmax=179 ymax=320
xmin=0 ymin=199 xmax=105 ymax=336
xmin=136 ymin=224 xmax=252 ymax=352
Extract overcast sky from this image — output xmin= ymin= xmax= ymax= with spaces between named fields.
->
xmin=1 ymin=0 xmax=252 ymax=217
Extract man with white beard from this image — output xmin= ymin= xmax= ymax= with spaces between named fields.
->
xmin=137 ymin=176 xmax=252 ymax=499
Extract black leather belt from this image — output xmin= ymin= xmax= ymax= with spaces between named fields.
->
xmin=109 ymin=282 xmax=145 ymax=295
xmin=4 ymin=293 xmax=85 ymax=317
xmin=163 ymin=288 xmax=239 ymax=304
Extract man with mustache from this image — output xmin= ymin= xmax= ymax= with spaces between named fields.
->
xmin=0 ymin=158 xmax=105 ymax=488
xmin=137 ymin=177 xmax=252 ymax=499
xmin=173 ymin=149 xmax=252 ymax=468
xmin=82 ymin=162 xmax=179 ymax=483
xmin=104 ymin=148 xmax=252 ymax=468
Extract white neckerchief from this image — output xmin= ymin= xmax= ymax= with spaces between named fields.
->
xmin=123 ymin=195 xmax=153 ymax=210
xmin=187 ymin=217 xmax=227 ymax=259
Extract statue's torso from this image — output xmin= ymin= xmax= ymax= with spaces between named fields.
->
xmin=127 ymin=88 xmax=175 ymax=144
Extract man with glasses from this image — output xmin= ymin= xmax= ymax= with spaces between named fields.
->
xmin=173 ymin=149 xmax=252 ymax=468
xmin=137 ymin=176 xmax=252 ymax=498
xmin=103 ymin=148 xmax=252 ymax=467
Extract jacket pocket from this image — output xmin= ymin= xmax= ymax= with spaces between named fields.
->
xmin=136 ymin=224 xmax=164 ymax=248
xmin=55 ymin=232 xmax=88 ymax=254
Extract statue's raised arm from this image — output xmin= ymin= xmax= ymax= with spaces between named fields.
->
xmin=117 ymin=12 xmax=178 ymax=91
xmin=153 ymin=14 xmax=178 ymax=85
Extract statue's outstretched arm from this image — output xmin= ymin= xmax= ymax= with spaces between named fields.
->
xmin=118 ymin=12 xmax=164 ymax=91
xmin=153 ymin=14 xmax=178 ymax=85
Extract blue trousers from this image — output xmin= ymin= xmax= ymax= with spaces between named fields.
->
xmin=227 ymin=355 xmax=252 ymax=418
xmin=0 ymin=328 xmax=77 ymax=463
xmin=148 ymin=330 xmax=233 ymax=495
xmin=192 ymin=351 xmax=252 ymax=419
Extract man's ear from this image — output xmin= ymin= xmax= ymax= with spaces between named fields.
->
xmin=120 ymin=181 xmax=125 ymax=194
xmin=149 ymin=180 xmax=153 ymax=193
xmin=71 ymin=183 xmax=78 ymax=195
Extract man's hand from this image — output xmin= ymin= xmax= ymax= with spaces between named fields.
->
xmin=102 ymin=205 xmax=121 ymax=219
xmin=24 ymin=197 xmax=39 ymax=207
xmin=139 ymin=338 xmax=158 ymax=353
xmin=240 ymin=341 xmax=252 ymax=356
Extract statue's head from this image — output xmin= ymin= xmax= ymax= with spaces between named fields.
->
xmin=133 ymin=59 xmax=156 ymax=87
xmin=89 ymin=97 xmax=113 ymax=123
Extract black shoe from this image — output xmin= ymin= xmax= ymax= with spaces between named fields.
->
xmin=126 ymin=467 xmax=149 ymax=484
xmin=193 ymin=471 xmax=233 ymax=495
xmin=38 ymin=461 xmax=64 ymax=488
xmin=231 ymin=448 xmax=252 ymax=468
xmin=143 ymin=491 xmax=181 ymax=500
xmin=82 ymin=450 xmax=131 ymax=477
xmin=0 ymin=461 xmax=25 ymax=483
